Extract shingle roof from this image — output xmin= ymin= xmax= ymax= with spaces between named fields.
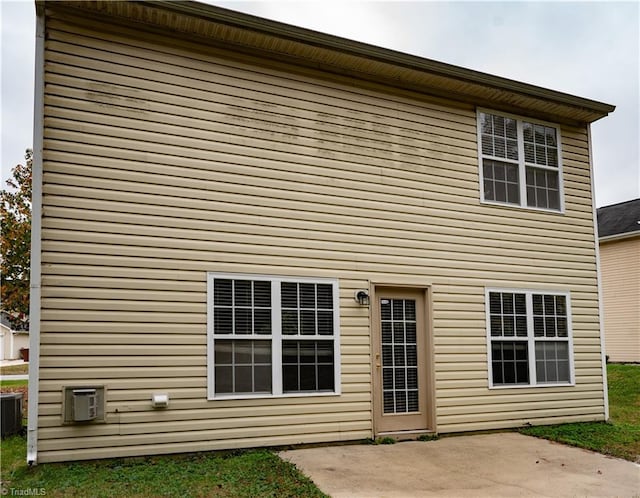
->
xmin=597 ymin=198 xmax=640 ymax=239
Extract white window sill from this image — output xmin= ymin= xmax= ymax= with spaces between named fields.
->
xmin=480 ymin=199 xmax=565 ymax=215
xmin=208 ymin=390 xmax=341 ymax=401
xmin=488 ymin=382 xmax=575 ymax=390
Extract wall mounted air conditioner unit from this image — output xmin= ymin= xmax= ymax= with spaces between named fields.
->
xmin=72 ymin=389 xmax=97 ymax=422
xmin=62 ymin=385 xmax=106 ymax=424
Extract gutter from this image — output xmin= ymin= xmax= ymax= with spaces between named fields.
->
xmin=588 ymin=124 xmax=609 ymax=421
xmin=27 ymin=1 xmax=45 ymax=466
xmin=598 ymin=230 xmax=640 ymax=244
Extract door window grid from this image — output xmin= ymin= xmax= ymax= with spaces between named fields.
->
xmin=381 ymin=298 xmax=419 ymax=414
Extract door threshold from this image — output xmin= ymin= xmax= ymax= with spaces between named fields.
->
xmin=377 ymin=429 xmax=436 ymax=440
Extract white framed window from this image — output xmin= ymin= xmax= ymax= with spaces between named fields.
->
xmin=485 ymin=288 xmax=574 ymax=388
xmin=207 ymin=273 xmax=341 ymax=399
xmin=477 ymin=109 xmax=564 ymax=212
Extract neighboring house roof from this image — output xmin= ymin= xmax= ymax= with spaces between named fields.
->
xmin=0 ymin=312 xmax=29 ymax=332
xmin=46 ymin=0 xmax=615 ymax=126
xmin=597 ymin=198 xmax=640 ymax=240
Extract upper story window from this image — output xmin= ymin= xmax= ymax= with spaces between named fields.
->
xmin=477 ymin=110 xmax=564 ymax=212
xmin=207 ymin=273 xmax=341 ymax=399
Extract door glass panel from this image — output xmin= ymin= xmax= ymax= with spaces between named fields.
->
xmin=380 ymin=298 xmax=419 ymax=414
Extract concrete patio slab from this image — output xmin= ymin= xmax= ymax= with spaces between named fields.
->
xmin=280 ymin=433 xmax=639 ymax=497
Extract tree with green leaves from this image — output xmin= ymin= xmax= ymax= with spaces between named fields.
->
xmin=1 ymin=149 xmax=32 ymax=327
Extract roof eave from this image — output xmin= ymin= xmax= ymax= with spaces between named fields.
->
xmin=48 ymin=0 xmax=616 ymax=124
xmin=156 ymin=0 xmax=615 ymax=119
xmin=599 ymin=230 xmax=640 ymax=243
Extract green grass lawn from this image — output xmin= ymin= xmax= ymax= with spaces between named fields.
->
xmin=0 ymin=438 xmax=326 ymax=498
xmin=2 ymin=374 xmax=325 ymax=497
xmin=521 ymin=363 xmax=640 ymax=462
xmin=1 ymin=365 xmax=637 ymax=495
xmin=0 ymin=379 xmax=28 ymax=388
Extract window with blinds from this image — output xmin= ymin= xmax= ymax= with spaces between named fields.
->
xmin=478 ymin=110 xmax=563 ymax=212
xmin=486 ymin=289 xmax=573 ymax=387
xmin=207 ymin=274 xmax=340 ymax=399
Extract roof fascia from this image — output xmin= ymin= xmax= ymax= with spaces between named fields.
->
xmin=599 ymin=230 xmax=640 ymax=243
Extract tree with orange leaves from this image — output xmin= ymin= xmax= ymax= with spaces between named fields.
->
xmin=1 ymin=149 xmax=32 ymax=327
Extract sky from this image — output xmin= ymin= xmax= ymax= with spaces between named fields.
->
xmin=1 ymin=0 xmax=638 ymax=208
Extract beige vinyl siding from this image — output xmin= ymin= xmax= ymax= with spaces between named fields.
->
xmin=37 ymin=8 xmax=604 ymax=462
xmin=600 ymin=237 xmax=640 ymax=362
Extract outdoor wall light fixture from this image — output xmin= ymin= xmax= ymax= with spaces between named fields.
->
xmin=354 ymin=290 xmax=370 ymax=306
